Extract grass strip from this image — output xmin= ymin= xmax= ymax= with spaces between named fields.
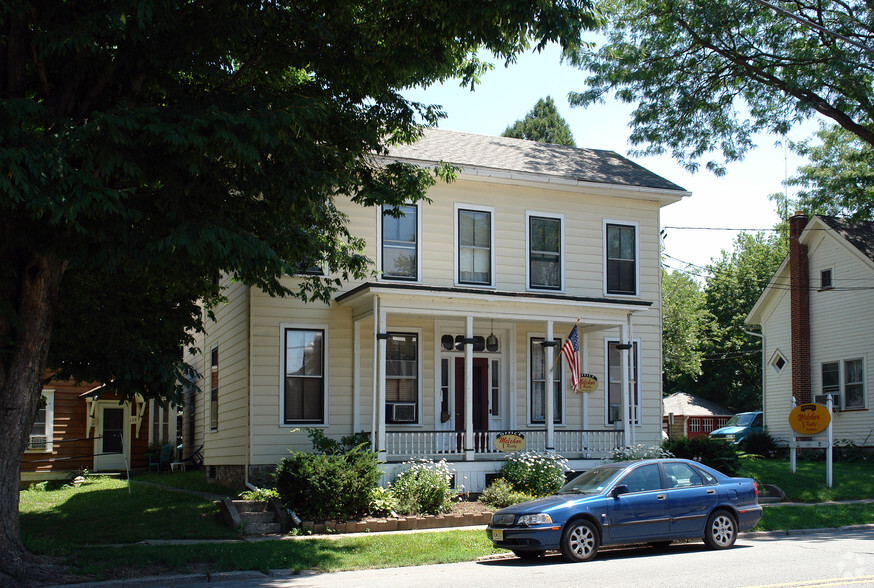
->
xmin=755 ymin=502 xmax=874 ymax=532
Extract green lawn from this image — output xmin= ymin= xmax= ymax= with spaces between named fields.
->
xmin=18 ymin=459 xmax=874 ymax=582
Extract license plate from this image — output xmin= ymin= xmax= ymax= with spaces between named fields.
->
xmin=493 ymin=529 xmax=503 ymax=541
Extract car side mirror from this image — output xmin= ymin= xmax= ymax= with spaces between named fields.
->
xmin=611 ymin=484 xmax=629 ymax=498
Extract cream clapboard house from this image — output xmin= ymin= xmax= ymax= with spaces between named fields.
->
xmin=746 ymin=213 xmax=873 ymax=445
xmin=184 ymin=129 xmax=689 ymax=490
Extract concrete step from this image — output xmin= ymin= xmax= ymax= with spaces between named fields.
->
xmin=243 ymin=521 xmax=282 ymax=535
xmin=233 ymin=500 xmax=270 ymax=513
xmin=239 ymin=511 xmax=276 ymax=525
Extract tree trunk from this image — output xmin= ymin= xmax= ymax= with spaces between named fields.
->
xmin=0 ymin=253 xmax=66 ymax=583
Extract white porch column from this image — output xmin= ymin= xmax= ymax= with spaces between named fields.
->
xmin=353 ymin=319 xmax=361 ymax=435
xmin=377 ymin=304 xmax=388 ymax=457
xmin=371 ymin=297 xmax=378 ymax=447
xmin=627 ymin=313 xmax=636 ymax=446
xmin=464 ymin=315 xmax=474 ymax=460
xmin=621 ymin=322 xmax=631 ymax=447
xmin=545 ymin=320 xmax=555 ymax=451
xmin=582 ymin=332 xmax=589 ymax=434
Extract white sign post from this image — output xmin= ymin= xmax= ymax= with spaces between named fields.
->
xmin=788 ymin=397 xmax=833 ymax=488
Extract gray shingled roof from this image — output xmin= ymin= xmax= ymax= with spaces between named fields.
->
xmin=663 ymin=392 xmax=732 ymax=417
xmin=819 ymin=215 xmax=874 ymax=262
xmin=386 ymin=128 xmax=686 ymax=192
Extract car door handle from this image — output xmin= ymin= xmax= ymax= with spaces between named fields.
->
xmin=657 ymin=494 xmax=666 ymax=500
xmin=707 ymin=489 xmax=716 ymax=495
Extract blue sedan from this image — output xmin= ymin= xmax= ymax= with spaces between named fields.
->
xmin=487 ymin=458 xmax=762 ymax=562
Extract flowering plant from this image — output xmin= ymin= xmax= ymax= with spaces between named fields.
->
xmin=499 ymin=450 xmax=568 ymax=496
xmin=391 ymin=458 xmax=456 ymax=515
xmin=609 ymin=443 xmax=674 ymax=462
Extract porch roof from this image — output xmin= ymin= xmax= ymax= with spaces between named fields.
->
xmin=335 ymin=282 xmax=652 ymax=326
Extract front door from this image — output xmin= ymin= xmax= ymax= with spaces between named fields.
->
xmin=454 ymin=357 xmax=489 ymax=431
xmin=93 ymin=404 xmax=129 ymax=471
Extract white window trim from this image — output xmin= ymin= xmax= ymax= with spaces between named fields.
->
xmin=454 ymin=203 xmax=496 ymax=288
xmin=843 ymin=357 xmax=865 ymax=410
xmin=526 ymin=332 xmax=566 ymax=427
xmin=769 ymin=349 xmax=788 ymax=374
xmin=604 ymin=338 xmax=642 ymax=427
xmin=818 ymin=266 xmax=835 ymax=290
xmin=209 ymin=344 xmax=219 ymax=432
xmin=525 ymin=210 xmax=565 ymax=293
xmin=148 ymin=399 xmax=176 ymax=445
xmin=385 ymin=327 xmax=424 ymax=427
xmin=28 ymin=389 xmax=54 ymax=452
xmin=377 ymin=202 xmax=423 ymax=283
xmin=603 ymin=219 xmax=640 ymax=297
xmin=279 ymin=323 xmax=330 ymax=427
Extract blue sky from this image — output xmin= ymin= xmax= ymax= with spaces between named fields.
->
xmin=403 ymin=44 xmax=816 ymax=275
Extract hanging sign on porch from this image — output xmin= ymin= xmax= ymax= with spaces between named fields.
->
xmin=494 ymin=433 xmax=526 ymax=453
xmin=789 ymin=403 xmax=831 ymax=435
xmin=577 ymin=374 xmax=598 ymax=394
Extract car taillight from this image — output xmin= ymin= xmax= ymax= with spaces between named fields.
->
xmin=754 ymin=481 xmax=758 ymax=496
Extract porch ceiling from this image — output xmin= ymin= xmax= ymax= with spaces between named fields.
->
xmin=336 ymin=282 xmax=652 ymax=327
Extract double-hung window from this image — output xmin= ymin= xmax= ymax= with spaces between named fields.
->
xmin=457 ymin=206 xmax=493 ymax=286
xmin=844 ymin=359 xmax=864 ymax=410
xmin=527 ymin=213 xmax=563 ymax=291
xmin=381 ymin=204 xmax=419 ymax=281
xmin=283 ymin=328 xmax=326 ymax=424
xmin=386 ymin=333 xmax=418 ymax=424
xmin=29 ymin=390 xmax=54 ymax=451
xmin=530 ymin=337 xmax=563 ymax=424
xmin=607 ymin=340 xmax=640 ymax=425
xmin=605 ymin=222 xmax=638 ymax=295
xmin=209 ymin=347 xmax=218 ymax=431
xmin=822 ymin=361 xmax=840 ymax=408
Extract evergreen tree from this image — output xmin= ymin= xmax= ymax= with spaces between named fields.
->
xmin=502 ymin=96 xmax=576 ymax=146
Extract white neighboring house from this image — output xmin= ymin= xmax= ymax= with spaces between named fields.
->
xmin=183 ymin=129 xmax=689 ymax=491
xmin=746 ymin=213 xmax=874 ymax=445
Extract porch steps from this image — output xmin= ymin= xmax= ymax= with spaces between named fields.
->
xmin=218 ymin=498 xmax=289 ymax=536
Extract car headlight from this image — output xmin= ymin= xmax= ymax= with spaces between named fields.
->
xmin=517 ymin=513 xmax=552 ymax=526
xmin=725 ymin=434 xmax=736 ymax=441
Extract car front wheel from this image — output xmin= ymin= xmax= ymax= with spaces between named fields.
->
xmin=560 ymin=519 xmax=600 ymax=562
xmin=704 ymin=509 xmax=737 ymax=550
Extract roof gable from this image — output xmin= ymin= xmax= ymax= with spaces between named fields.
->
xmin=386 ymin=128 xmax=687 ymax=193
xmin=818 ymin=216 xmax=874 ymax=263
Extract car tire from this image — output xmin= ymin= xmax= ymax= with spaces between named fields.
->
xmin=512 ymin=550 xmax=545 ymax=560
xmin=560 ymin=519 xmax=600 ymax=562
xmin=704 ymin=509 xmax=737 ymax=550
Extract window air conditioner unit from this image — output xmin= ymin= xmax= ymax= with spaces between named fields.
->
xmin=814 ymin=394 xmax=840 ymax=411
xmin=29 ymin=436 xmax=47 ymax=450
xmin=391 ymin=403 xmax=417 ymax=423
xmin=608 ymin=404 xmax=622 ymax=423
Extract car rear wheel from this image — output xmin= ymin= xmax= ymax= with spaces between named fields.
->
xmin=512 ymin=550 xmax=545 ymax=560
xmin=560 ymin=519 xmax=600 ymax=562
xmin=704 ymin=509 xmax=737 ymax=550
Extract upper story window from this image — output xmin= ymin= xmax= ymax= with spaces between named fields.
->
xmin=605 ymin=221 xmax=638 ymax=296
xmin=381 ymin=204 xmax=419 ymax=281
xmin=29 ymin=390 xmax=54 ymax=452
xmin=209 ymin=346 xmax=218 ymax=431
xmin=820 ymin=268 xmax=833 ymax=290
xmin=527 ymin=212 xmax=563 ymax=291
xmin=456 ymin=205 xmax=494 ymax=287
xmin=844 ymin=358 xmax=864 ymax=410
xmin=283 ymin=327 xmax=326 ymax=425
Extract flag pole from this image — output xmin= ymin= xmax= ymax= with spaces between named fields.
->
xmin=549 ymin=318 xmax=581 ymax=373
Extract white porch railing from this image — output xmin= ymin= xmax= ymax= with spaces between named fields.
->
xmin=384 ymin=429 xmax=624 ymax=461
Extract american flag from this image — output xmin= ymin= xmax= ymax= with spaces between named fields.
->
xmin=561 ymin=324 xmax=581 ymax=392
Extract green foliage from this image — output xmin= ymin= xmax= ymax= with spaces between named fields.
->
xmin=478 ymin=478 xmax=535 ymax=509
xmin=367 ymin=486 xmax=399 ymax=517
xmin=502 ymin=96 xmax=576 ymax=146
xmin=390 ymin=459 xmax=456 ymax=516
xmin=739 ymin=431 xmax=786 ymax=459
xmin=609 ymin=443 xmax=674 ymax=462
xmin=238 ymin=488 xmax=280 ymax=501
xmin=662 ymin=267 xmax=708 ymax=389
xmin=305 ymin=428 xmax=371 ymax=455
xmin=787 ymin=124 xmax=874 ymax=220
xmin=662 ymin=436 xmax=741 ymax=476
xmin=498 ymin=451 xmax=568 ymax=496
xmin=566 ymin=0 xmax=874 ymax=175
xmin=273 ymin=446 xmax=380 ymax=521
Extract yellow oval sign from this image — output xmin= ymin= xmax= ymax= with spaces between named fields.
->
xmin=789 ymin=403 xmax=831 ymax=435
xmin=578 ymin=374 xmax=598 ymax=393
xmin=494 ymin=433 xmax=526 ymax=453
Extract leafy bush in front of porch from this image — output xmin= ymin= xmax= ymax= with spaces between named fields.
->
xmin=609 ymin=443 xmax=674 ymax=462
xmin=478 ymin=478 xmax=535 ymax=509
xmin=274 ymin=445 xmax=380 ymax=521
xmin=499 ymin=451 xmax=568 ymax=497
xmin=661 ymin=435 xmax=741 ymax=476
xmin=390 ymin=458 xmax=455 ymax=515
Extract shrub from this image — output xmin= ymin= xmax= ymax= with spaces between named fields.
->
xmin=305 ymin=428 xmax=371 ymax=455
xmin=662 ymin=436 xmax=741 ymax=476
xmin=238 ymin=487 xmax=279 ymax=501
xmin=273 ymin=445 xmax=380 ymax=521
xmin=478 ymin=478 xmax=535 ymax=509
xmin=499 ymin=451 xmax=568 ymax=496
xmin=739 ymin=431 xmax=786 ymax=458
xmin=391 ymin=458 xmax=455 ymax=515
xmin=368 ymin=486 xmax=399 ymax=517
xmin=610 ymin=443 xmax=674 ymax=462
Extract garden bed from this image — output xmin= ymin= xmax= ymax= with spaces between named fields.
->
xmin=299 ymin=501 xmax=494 ymax=535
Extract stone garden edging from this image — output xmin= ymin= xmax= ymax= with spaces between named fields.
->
xmin=300 ymin=511 xmax=493 ymax=534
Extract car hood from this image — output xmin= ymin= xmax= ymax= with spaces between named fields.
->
xmin=710 ymin=426 xmax=746 ymax=436
xmin=495 ymin=493 xmax=603 ymax=515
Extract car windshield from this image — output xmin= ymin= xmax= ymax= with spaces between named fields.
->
xmin=724 ymin=413 xmax=756 ymax=427
xmin=558 ymin=467 xmax=623 ymax=495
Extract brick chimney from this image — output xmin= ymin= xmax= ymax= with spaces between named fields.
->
xmin=789 ymin=212 xmax=811 ymax=404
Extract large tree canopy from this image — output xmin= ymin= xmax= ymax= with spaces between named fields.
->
xmin=566 ymin=0 xmax=874 ymax=174
xmin=661 ymin=267 xmax=708 ymax=391
xmin=0 ymin=1 xmax=599 ymax=582
xmin=502 ymin=95 xmax=577 ymax=146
